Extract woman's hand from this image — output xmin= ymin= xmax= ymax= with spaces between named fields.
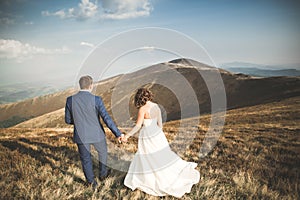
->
xmin=122 ymin=135 xmax=129 ymax=143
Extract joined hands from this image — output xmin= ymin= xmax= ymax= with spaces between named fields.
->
xmin=118 ymin=134 xmax=129 ymax=143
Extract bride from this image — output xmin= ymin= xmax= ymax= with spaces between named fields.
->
xmin=123 ymin=88 xmax=200 ymax=198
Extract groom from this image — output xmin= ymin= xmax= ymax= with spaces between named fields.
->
xmin=65 ymin=75 xmax=123 ymax=188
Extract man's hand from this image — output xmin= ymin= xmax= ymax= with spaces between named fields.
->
xmin=118 ymin=134 xmax=125 ymax=143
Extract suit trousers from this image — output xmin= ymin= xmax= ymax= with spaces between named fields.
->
xmin=77 ymin=139 xmax=108 ymax=183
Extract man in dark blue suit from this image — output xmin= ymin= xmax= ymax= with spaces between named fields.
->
xmin=65 ymin=75 xmax=123 ymax=188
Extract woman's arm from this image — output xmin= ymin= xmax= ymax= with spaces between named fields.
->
xmin=125 ymin=108 xmax=144 ymax=139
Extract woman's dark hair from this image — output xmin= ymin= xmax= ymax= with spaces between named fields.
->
xmin=134 ymin=88 xmax=153 ymax=108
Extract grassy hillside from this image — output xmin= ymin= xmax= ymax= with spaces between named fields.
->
xmin=14 ymin=108 xmax=66 ymax=128
xmin=0 ymin=96 xmax=299 ymax=199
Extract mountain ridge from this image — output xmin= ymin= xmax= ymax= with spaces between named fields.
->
xmin=1 ymin=58 xmax=300 ymax=128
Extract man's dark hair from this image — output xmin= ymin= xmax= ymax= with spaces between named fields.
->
xmin=79 ymin=75 xmax=93 ymax=89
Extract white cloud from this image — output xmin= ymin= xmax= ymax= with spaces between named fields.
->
xmin=42 ymin=0 xmax=152 ymax=21
xmin=80 ymin=41 xmax=95 ymax=48
xmin=77 ymin=0 xmax=98 ymax=19
xmin=42 ymin=10 xmax=66 ymax=19
xmin=42 ymin=0 xmax=98 ymax=20
xmin=0 ymin=39 xmax=71 ymax=62
xmin=101 ymin=0 xmax=152 ymax=20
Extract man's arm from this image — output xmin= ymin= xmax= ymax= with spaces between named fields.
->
xmin=95 ymin=96 xmax=122 ymax=138
xmin=65 ymin=97 xmax=74 ymax=124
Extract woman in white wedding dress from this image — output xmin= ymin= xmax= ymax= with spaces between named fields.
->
xmin=123 ymin=88 xmax=200 ymax=198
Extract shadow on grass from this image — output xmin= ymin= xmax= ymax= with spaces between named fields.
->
xmin=0 ymin=139 xmax=86 ymax=185
xmin=0 ymin=137 xmax=131 ymax=186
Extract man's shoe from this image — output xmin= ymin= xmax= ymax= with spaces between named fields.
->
xmin=99 ymin=169 xmax=111 ymax=181
xmin=91 ymin=181 xmax=98 ymax=190
xmin=85 ymin=180 xmax=98 ymax=190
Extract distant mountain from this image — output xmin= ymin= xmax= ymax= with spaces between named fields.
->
xmin=0 ymin=86 xmax=66 ymax=104
xmin=221 ymin=62 xmax=300 ymax=70
xmin=221 ymin=62 xmax=300 ymax=77
xmin=226 ymin=67 xmax=300 ymax=77
xmin=0 ymin=88 xmax=75 ymax=128
xmin=3 ymin=58 xmax=299 ymax=128
xmin=0 ymin=79 xmax=73 ymax=104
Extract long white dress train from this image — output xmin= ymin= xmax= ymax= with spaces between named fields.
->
xmin=124 ymin=104 xmax=200 ymax=198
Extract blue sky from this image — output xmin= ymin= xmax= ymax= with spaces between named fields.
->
xmin=0 ymin=0 xmax=299 ymax=86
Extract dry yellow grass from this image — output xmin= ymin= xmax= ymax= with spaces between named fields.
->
xmin=0 ymin=97 xmax=299 ymax=199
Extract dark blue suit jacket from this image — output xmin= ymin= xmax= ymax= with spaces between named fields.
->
xmin=65 ymin=91 xmax=121 ymax=144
